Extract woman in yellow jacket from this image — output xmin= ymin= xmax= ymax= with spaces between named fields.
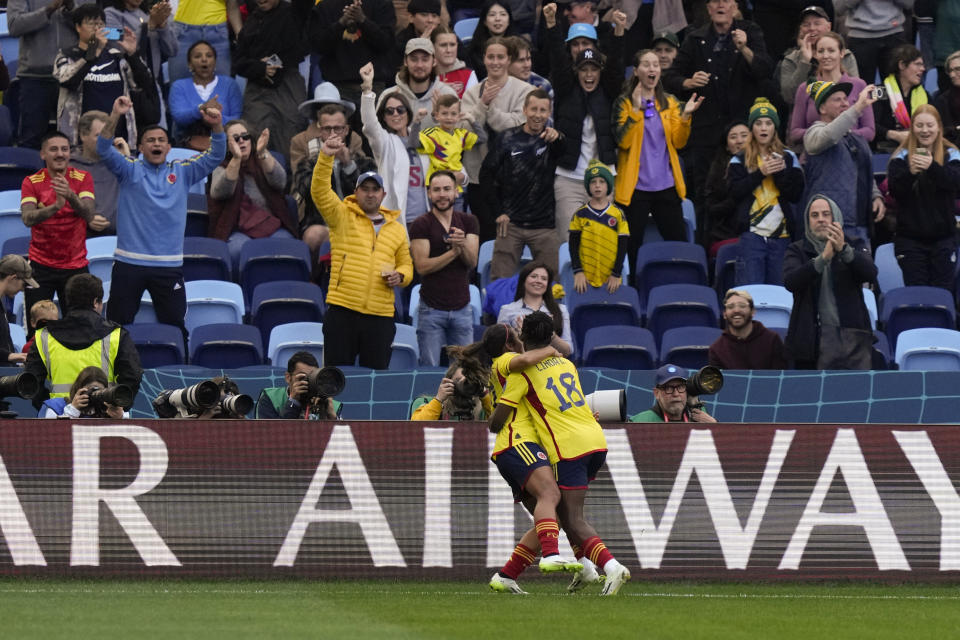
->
xmin=614 ymin=49 xmax=704 ymax=277
xmin=311 ymin=135 xmax=414 ymax=369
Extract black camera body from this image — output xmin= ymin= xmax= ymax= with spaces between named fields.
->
xmin=87 ymin=384 xmax=134 ymax=410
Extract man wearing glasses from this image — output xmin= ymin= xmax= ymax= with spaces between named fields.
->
xmin=708 ymin=289 xmax=787 ymax=369
xmin=630 ymin=364 xmax=715 ymax=423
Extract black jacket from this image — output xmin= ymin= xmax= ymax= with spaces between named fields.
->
xmin=887 ymin=147 xmax=960 ymax=241
xmin=24 ymin=308 xmax=143 ymax=409
xmin=234 ymin=0 xmax=311 ymax=87
xmin=662 ymin=19 xmax=774 ymax=148
xmin=782 ymin=240 xmax=877 ymax=364
xmin=312 ymin=0 xmax=397 ymax=84
xmin=726 ymin=149 xmax=805 ymax=238
xmin=546 ymin=24 xmax=622 ymax=170
xmin=933 ymin=89 xmax=960 ymax=147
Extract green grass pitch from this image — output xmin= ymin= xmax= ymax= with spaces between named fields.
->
xmin=1 ymin=578 xmax=959 ymax=639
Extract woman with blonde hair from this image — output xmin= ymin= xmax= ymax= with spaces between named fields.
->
xmin=886 ymin=104 xmax=960 ymax=289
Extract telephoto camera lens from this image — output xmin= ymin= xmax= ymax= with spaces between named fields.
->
xmin=306 ymin=366 xmax=345 ymax=399
xmin=0 ymin=372 xmax=40 ymax=399
xmin=220 ymin=394 xmax=253 ymax=417
xmin=88 ymin=384 xmax=135 ymax=409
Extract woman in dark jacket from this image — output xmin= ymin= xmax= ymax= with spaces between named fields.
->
xmin=466 ymin=0 xmax=517 ymax=80
xmin=932 ymin=50 xmax=960 ymax=146
xmin=544 ymin=4 xmax=626 ymax=242
xmin=704 ymin=121 xmax=749 ymax=256
xmin=872 ymin=44 xmax=931 ymax=152
xmin=886 ymin=104 xmax=960 ymax=290
xmin=208 ymin=119 xmax=299 ymax=271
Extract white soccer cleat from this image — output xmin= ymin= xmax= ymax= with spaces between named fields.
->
xmin=600 ymin=564 xmax=631 ymax=596
xmin=538 ymin=555 xmax=583 ymax=574
xmin=567 ymin=561 xmax=603 ymax=592
xmin=489 ymin=572 xmax=528 ymax=594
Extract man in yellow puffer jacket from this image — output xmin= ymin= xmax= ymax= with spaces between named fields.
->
xmin=311 ymin=134 xmax=413 ymax=369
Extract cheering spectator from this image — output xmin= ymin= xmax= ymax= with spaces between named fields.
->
xmin=703 ymin=121 xmax=748 ymax=256
xmin=432 ymin=26 xmax=478 ymax=98
xmin=70 ymin=110 xmax=121 ymax=236
xmin=614 ymin=49 xmax=703 ymax=278
xmin=233 ymin=0 xmax=311 ymax=156
xmin=934 ymin=51 xmax=960 ymax=145
xmin=504 ymin=36 xmax=552 ymax=103
xmin=0 ymin=255 xmax=37 ymax=365
xmin=569 ymin=161 xmax=629 ymax=294
xmin=467 ymin=0 xmax=516 ymax=79
xmin=886 ymin=104 xmax=960 ymax=290
xmin=311 ymin=135 xmax=413 ymax=369
xmin=873 ymin=44 xmax=930 ymax=152
xmin=788 ymin=32 xmax=874 ymax=148
xmin=779 ymin=6 xmax=859 ymax=107
xmin=168 ymin=40 xmax=242 ymax=150
xmin=728 ymin=99 xmax=804 ymax=286
xmin=167 ymin=0 xmax=240 ymax=81
xmin=651 ymin=30 xmax=679 ymax=70
xmin=208 ymin=121 xmax=299 ymax=271
xmin=497 ymin=261 xmax=572 ymax=356
xmin=411 ymin=94 xmax=481 ymax=211
xmin=381 ymin=38 xmax=458 ymax=130
xmin=709 ymin=289 xmax=787 ymax=369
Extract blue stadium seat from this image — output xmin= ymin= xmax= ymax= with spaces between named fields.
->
xmin=0 ymin=210 xmax=28 ymax=245
xmin=189 ymin=323 xmax=263 ymax=368
xmin=453 ymin=17 xmax=479 ymax=44
xmin=872 ymin=152 xmax=891 ymax=177
xmin=182 ymin=237 xmax=231 ymax=282
xmin=2 ymin=234 xmax=29 ymax=257
xmin=738 ymin=284 xmax=793 ymax=329
xmin=635 ymin=241 xmax=708 ymax=315
xmin=85 ymin=235 xmax=117 ymax=284
xmin=479 ymin=240 xmax=535 ymax=292
xmin=659 ymin=326 xmax=723 ymax=369
xmin=251 ymin=280 xmax=325 ymax=346
xmin=863 ymin=288 xmax=879 ymax=330
xmin=0 ymin=189 xmax=21 ymax=211
xmin=874 ymin=243 xmax=904 ymax=294
xmin=567 ymin=285 xmax=642 ymax=352
xmin=408 ymin=283 xmax=482 ymax=328
xmin=185 ymin=193 xmax=208 ymax=237
xmin=681 ymin=198 xmax=697 ymax=242
xmin=894 ymin=327 xmax=960 ymax=371
xmin=880 ymin=286 xmax=957 ymax=349
xmin=184 ymin=279 xmax=245 ymax=333
xmin=267 ymin=321 xmax=324 ymax=367
xmin=238 ymin=237 xmax=311 ymax=307
xmin=646 ymin=284 xmax=720 ymax=343
xmin=125 ymin=323 xmax=185 ymax=368
xmin=713 ymin=241 xmax=739 ymax=296
xmin=8 ymin=322 xmax=25 ymax=351
xmin=0 ymin=147 xmax=42 ymax=191
xmin=582 ymin=325 xmax=656 ymax=369
xmin=872 ymin=330 xmax=893 ymax=370
xmin=389 ymin=323 xmax=419 ymax=370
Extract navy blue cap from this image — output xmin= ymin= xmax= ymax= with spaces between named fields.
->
xmin=655 ymin=364 xmax=687 ymax=386
xmin=356 ymin=171 xmax=384 ymax=189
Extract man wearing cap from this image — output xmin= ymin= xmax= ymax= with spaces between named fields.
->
xmin=380 ymin=38 xmax=457 ymax=130
xmin=543 ymin=2 xmax=626 ymax=242
xmin=24 ymin=272 xmax=142 ymax=410
xmin=803 ymin=80 xmax=884 ymax=252
xmin=629 ymin=364 xmax=715 ymax=422
xmin=395 ymin=0 xmax=441 ymax=60
xmin=311 ymin=134 xmax=413 ymax=369
xmin=534 ymin=0 xmax=614 ymax=78
xmin=662 ymin=0 xmax=773 ymax=234
xmin=779 ymin=6 xmax=859 ymax=106
xmin=708 ymin=289 xmax=787 ymax=369
xmin=752 ymin=0 xmax=831 ymax=62
xmin=21 ymin=130 xmax=97 ymax=321
xmin=0 ymin=255 xmax=38 ymax=365
xmin=652 ymin=30 xmax=679 ymax=70
xmin=290 ymin=83 xmax=375 ymax=253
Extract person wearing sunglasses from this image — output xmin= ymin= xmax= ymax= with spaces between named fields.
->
xmin=630 ymin=364 xmax=714 ymax=423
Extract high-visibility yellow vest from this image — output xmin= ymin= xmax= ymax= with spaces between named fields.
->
xmin=36 ymin=327 xmax=121 ymax=397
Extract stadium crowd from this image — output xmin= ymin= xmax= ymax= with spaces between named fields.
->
xmin=2 ymin=0 xmax=960 ymax=390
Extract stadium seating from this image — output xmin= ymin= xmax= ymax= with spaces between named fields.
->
xmin=0 ymin=147 xmax=42 ymax=191
xmin=737 ymin=284 xmax=793 ymax=329
xmin=646 ymin=284 xmax=720 ymax=343
xmin=894 ymin=328 xmax=960 ymax=371
xmin=1 ymin=234 xmax=29 ymax=257
xmin=453 ymin=17 xmax=479 ymax=45
xmin=389 ymin=323 xmax=419 ymax=370
xmin=8 ymin=322 xmax=25 ymax=351
xmin=185 ymin=193 xmax=208 ymax=237
xmin=659 ymin=326 xmax=723 ymax=369
xmin=267 ymin=321 xmax=324 ymax=367
xmin=872 ymin=330 xmax=893 ymax=370
xmin=863 ymin=288 xmax=879 ymax=330
xmin=0 ymin=188 xmax=21 ymax=211
xmin=125 ymin=323 xmax=186 ymax=368
xmin=238 ymin=238 xmax=311 ymax=307
xmin=184 ymin=280 xmax=245 ymax=333
xmin=251 ymin=280 xmax=325 ymax=346
xmin=478 ymin=241 xmax=534 ymax=292
xmin=635 ymin=241 xmax=708 ymax=316
xmin=85 ymin=235 xmax=117 ymax=284
xmin=874 ymin=243 xmax=904 ymax=294
xmin=408 ymin=283 xmax=482 ymax=328
xmin=581 ymin=325 xmax=656 ymax=369
xmin=567 ymin=285 xmax=642 ymax=352
xmin=182 ymin=237 xmax=231 ymax=282
xmin=880 ymin=286 xmax=957 ymax=349
xmin=872 ymin=152 xmax=891 ymax=177
xmin=0 ymin=209 xmax=27 ymax=245
xmin=189 ymin=323 xmax=263 ymax=368
xmin=713 ymin=241 xmax=739 ymax=296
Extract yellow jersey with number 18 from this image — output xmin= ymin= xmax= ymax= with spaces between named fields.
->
xmin=490 ymin=352 xmax=541 ymax=459
xmin=499 ymin=356 xmax=606 ymax=463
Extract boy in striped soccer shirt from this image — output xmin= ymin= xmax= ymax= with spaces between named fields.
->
xmin=494 ymin=312 xmax=631 ymax=595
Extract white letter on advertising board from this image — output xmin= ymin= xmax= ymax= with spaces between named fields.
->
xmin=274 ymin=425 xmax=405 ymax=567
xmin=0 ymin=455 xmax=45 ymax=565
xmin=779 ymin=428 xmax=909 ymax=571
xmin=422 ymin=427 xmax=453 ymax=567
xmin=71 ymin=424 xmax=180 ymax=566
xmin=893 ymin=430 xmax=960 ymax=570
xmin=606 ymin=429 xmax=794 ymax=569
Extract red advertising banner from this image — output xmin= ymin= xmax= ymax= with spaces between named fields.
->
xmin=1 ymin=420 xmax=959 ymax=580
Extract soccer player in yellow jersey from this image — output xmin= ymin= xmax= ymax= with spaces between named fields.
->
xmin=493 ymin=311 xmax=632 ymax=596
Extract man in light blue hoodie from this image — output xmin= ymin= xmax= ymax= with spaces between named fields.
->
xmin=96 ymin=95 xmax=225 ymax=343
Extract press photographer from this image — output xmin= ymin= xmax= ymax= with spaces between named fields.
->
xmin=40 ymin=366 xmax=131 ymax=418
xmin=410 ymin=357 xmax=492 ymax=421
xmin=630 ymin=364 xmax=722 ymax=423
xmin=255 ymin=352 xmax=343 ymax=420
xmin=153 ymin=376 xmax=254 ymax=419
